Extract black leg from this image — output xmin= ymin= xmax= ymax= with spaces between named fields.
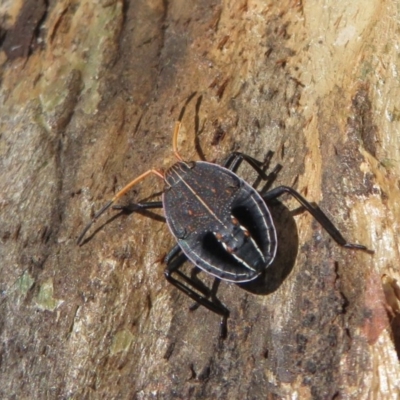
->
xmin=223 ymin=151 xmax=269 ymax=178
xmin=262 ymin=186 xmax=369 ymax=251
xmin=77 ymin=201 xmax=164 ymax=245
xmin=164 ymin=252 xmax=229 ymax=338
xmin=223 ymin=151 xmax=281 ymax=190
xmin=112 ymin=201 xmax=163 ymax=212
xmin=165 ymin=243 xmax=183 ymax=265
xmin=165 ymin=245 xmax=217 ymax=297
xmin=189 ymin=277 xmax=222 ymax=311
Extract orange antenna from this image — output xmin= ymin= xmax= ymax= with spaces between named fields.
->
xmin=172 ymin=121 xmax=183 ymax=161
xmin=77 ymin=168 xmax=164 ymax=245
xmin=77 ymin=122 xmax=185 ymax=245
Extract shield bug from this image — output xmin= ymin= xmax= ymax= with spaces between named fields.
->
xmin=77 ymin=122 xmax=369 ymax=337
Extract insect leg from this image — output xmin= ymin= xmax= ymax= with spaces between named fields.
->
xmin=223 ymin=151 xmax=282 ymax=186
xmin=190 ymin=278 xmax=224 ymax=314
xmin=165 ymin=243 xmax=183 ymax=264
xmin=224 ymin=152 xmax=269 ymax=178
xmin=112 ymin=201 xmax=163 ymax=212
xmin=164 ymin=248 xmax=213 ymax=297
xmin=164 ymin=256 xmax=230 ymax=338
xmin=77 ymin=169 xmax=164 ymax=245
xmin=262 ymin=186 xmax=369 ymax=251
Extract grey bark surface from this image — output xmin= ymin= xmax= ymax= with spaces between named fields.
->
xmin=1 ymin=0 xmax=400 ymax=399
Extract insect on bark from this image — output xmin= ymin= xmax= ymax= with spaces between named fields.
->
xmin=77 ymin=122 xmax=369 ymax=338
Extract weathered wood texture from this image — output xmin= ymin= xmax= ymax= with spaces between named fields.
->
xmin=1 ymin=0 xmax=399 ymax=398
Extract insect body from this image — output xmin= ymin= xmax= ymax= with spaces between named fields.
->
xmin=78 ymin=122 xmax=368 ymax=337
xmin=163 ymin=161 xmax=277 ymax=282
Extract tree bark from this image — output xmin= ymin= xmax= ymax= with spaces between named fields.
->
xmin=1 ymin=0 xmax=399 ymax=399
